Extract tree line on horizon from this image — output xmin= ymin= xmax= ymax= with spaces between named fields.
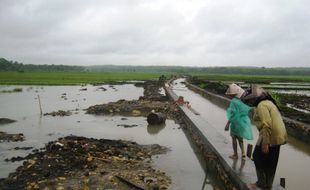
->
xmin=0 ymin=58 xmax=84 ymax=72
xmin=1 ymin=57 xmax=309 ymax=76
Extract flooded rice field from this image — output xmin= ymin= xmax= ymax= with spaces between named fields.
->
xmin=269 ymin=89 xmax=310 ymax=97
xmin=221 ymin=81 xmax=310 ymax=96
xmin=250 ymin=83 xmax=310 ymax=96
xmin=172 ymin=79 xmax=310 ymax=190
xmin=0 ymin=84 xmax=212 ymax=189
xmin=195 ymin=79 xmax=310 ymax=124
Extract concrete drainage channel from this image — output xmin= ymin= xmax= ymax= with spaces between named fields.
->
xmin=165 ymin=81 xmax=286 ymax=190
xmin=165 ymin=84 xmax=250 ymax=190
xmin=182 ymin=81 xmax=310 ymax=189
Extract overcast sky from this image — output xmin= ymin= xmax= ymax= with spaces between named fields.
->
xmin=0 ymin=0 xmax=309 ymax=67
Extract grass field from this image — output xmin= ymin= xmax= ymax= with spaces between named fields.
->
xmin=0 ymin=72 xmax=167 ymax=85
xmin=1 ymin=72 xmax=309 ymax=85
xmin=193 ymin=73 xmax=310 ymax=83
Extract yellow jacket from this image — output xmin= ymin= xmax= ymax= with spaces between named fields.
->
xmin=254 ymin=100 xmax=288 ymax=146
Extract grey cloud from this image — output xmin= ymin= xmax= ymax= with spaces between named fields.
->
xmin=0 ymin=0 xmax=309 ymax=67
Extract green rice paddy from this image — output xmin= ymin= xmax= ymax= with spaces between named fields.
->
xmin=0 ymin=72 xmax=166 ymax=85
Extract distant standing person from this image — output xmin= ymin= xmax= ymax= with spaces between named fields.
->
xmin=225 ymin=84 xmax=253 ymax=160
xmin=244 ymin=85 xmax=288 ymax=189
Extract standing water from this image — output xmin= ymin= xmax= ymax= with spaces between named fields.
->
xmin=0 ymin=84 xmax=216 ymax=190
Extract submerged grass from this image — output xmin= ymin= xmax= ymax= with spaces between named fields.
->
xmin=0 ymin=88 xmax=23 ymax=93
xmin=0 ymin=72 xmax=167 ymax=85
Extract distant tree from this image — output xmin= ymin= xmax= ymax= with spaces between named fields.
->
xmin=0 ymin=58 xmax=85 ymax=72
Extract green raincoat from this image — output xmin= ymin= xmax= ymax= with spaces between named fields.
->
xmin=226 ymin=97 xmax=253 ymax=140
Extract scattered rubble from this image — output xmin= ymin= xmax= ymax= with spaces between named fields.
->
xmin=0 ymin=131 xmax=24 ymax=142
xmin=86 ymin=80 xmax=181 ymax=121
xmin=43 ymin=110 xmax=72 ymax=117
xmin=0 ymin=88 xmax=23 ymax=93
xmin=79 ymin=88 xmax=87 ymax=91
xmin=86 ymin=99 xmax=177 ymax=119
xmin=0 ymin=136 xmax=171 ymax=190
xmin=117 ymin=124 xmax=139 ymax=128
xmin=60 ymin=93 xmax=67 ymax=100
xmin=278 ymin=94 xmax=310 ymax=124
xmin=11 ymin=147 xmax=33 ymax=150
xmin=96 ymin=87 xmax=107 ymax=91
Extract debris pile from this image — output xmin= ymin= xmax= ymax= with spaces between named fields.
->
xmin=86 ymin=80 xmax=181 ymax=120
xmin=279 ymin=94 xmax=310 ymax=124
xmin=43 ymin=110 xmax=72 ymax=117
xmin=0 ymin=88 xmax=23 ymax=93
xmin=141 ymin=81 xmax=168 ymax=101
xmin=0 ymin=136 xmax=171 ymax=190
xmin=86 ymin=99 xmax=177 ymax=119
xmin=0 ymin=131 xmax=24 ymax=142
xmin=96 ymin=87 xmax=107 ymax=91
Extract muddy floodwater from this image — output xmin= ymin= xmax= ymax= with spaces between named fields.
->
xmin=0 ymin=84 xmax=211 ymax=190
xmin=172 ymin=79 xmax=310 ymax=190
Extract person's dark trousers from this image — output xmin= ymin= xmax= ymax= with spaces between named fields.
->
xmin=253 ymin=145 xmax=280 ymax=189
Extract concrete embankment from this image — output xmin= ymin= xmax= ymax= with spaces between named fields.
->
xmin=186 ymin=82 xmax=310 ymax=145
xmin=164 ymin=84 xmax=254 ymax=190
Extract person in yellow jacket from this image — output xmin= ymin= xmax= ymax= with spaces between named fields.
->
xmin=243 ymin=85 xmax=288 ymax=189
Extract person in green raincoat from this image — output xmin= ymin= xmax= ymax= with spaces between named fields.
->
xmin=225 ymin=84 xmax=253 ymax=160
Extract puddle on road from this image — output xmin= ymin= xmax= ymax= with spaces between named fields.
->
xmin=0 ymin=84 xmax=214 ymax=190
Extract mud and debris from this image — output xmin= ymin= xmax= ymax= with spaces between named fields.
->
xmin=96 ymin=87 xmax=107 ymax=91
xmin=79 ymin=88 xmax=87 ymax=91
xmin=117 ymin=124 xmax=139 ymax=128
xmin=0 ymin=136 xmax=171 ymax=190
xmin=0 ymin=78 xmax=178 ymax=189
xmin=139 ymin=81 xmax=169 ymax=102
xmin=0 ymin=88 xmax=23 ymax=93
xmin=86 ymin=81 xmax=181 ymax=121
xmin=0 ymin=131 xmax=24 ymax=142
xmin=10 ymin=147 xmax=33 ymax=151
xmin=192 ymin=80 xmax=227 ymax=96
xmin=5 ymin=156 xmax=25 ymax=162
xmin=277 ymin=93 xmax=310 ymax=124
xmin=86 ymin=99 xmax=177 ymax=119
xmin=43 ymin=110 xmax=72 ymax=117
xmin=60 ymin=93 xmax=67 ymax=100
xmin=109 ymin=85 xmax=117 ymax=90
xmin=0 ymin=118 xmax=16 ymax=125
